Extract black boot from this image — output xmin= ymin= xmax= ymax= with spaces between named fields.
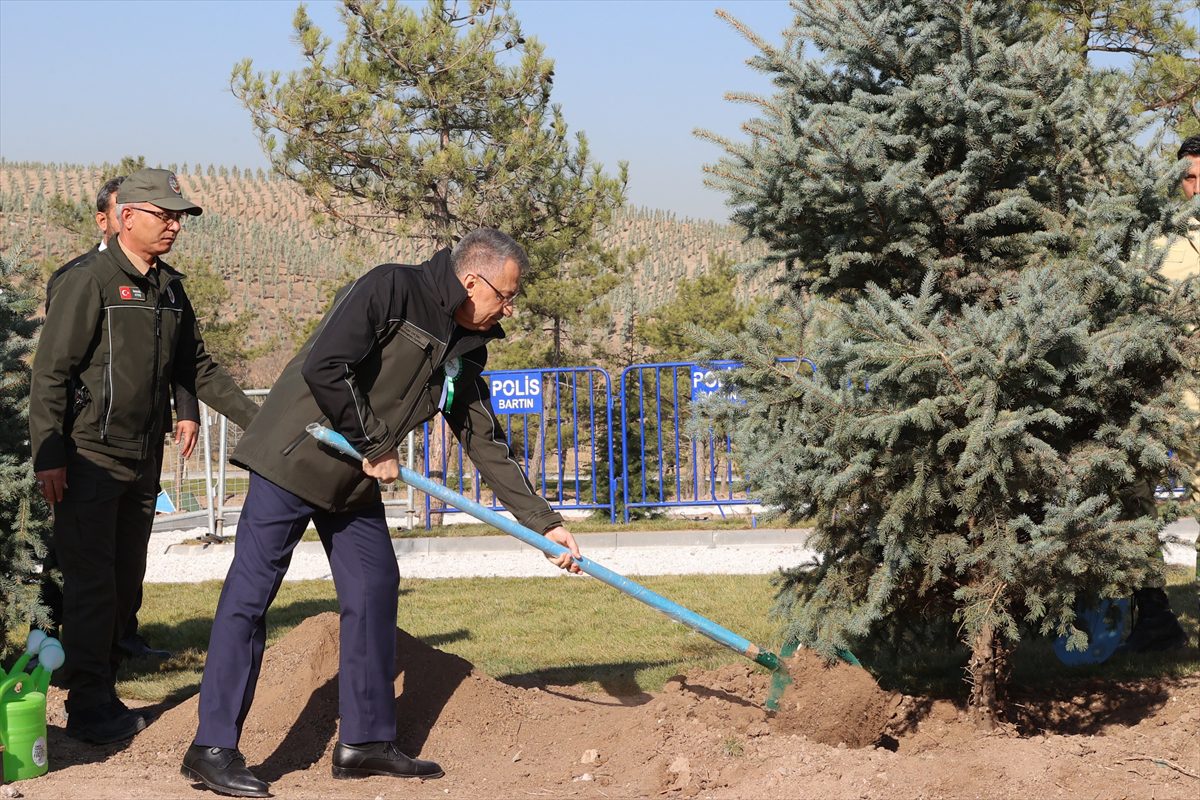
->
xmin=1121 ymin=588 xmax=1186 ymax=653
xmin=119 ymin=632 xmax=173 ymax=660
xmin=64 ymin=701 xmax=146 ymax=745
xmin=332 ymin=741 xmax=444 ymax=780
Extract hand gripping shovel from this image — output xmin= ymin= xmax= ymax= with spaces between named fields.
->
xmin=306 ymin=424 xmax=793 ymax=708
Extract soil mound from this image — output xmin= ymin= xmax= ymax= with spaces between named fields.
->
xmin=772 ymin=649 xmax=899 ymax=747
xmin=29 ymin=614 xmax=1200 ymax=799
xmin=132 ymin=612 xmax=527 ymax=771
xmin=130 ymin=612 xmax=683 ymax=794
xmin=133 ymin=615 xmax=896 ymax=780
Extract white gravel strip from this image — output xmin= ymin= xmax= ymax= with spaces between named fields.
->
xmin=144 ymin=518 xmax=1198 ymax=585
xmin=144 ymin=529 xmax=817 ymax=583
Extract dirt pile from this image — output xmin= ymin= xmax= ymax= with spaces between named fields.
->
xmin=133 ymin=613 xmax=539 ymax=772
xmin=129 ymin=612 xmax=674 ymax=795
xmin=127 ymin=613 xmax=899 ymax=795
xmin=23 ymin=613 xmax=1200 ymax=799
xmin=772 ymin=650 xmax=900 ymax=747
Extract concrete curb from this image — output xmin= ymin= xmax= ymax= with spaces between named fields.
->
xmin=163 ymin=527 xmax=817 ymax=557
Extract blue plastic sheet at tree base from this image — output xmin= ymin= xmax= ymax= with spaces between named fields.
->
xmin=1053 ymin=598 xmax=1132 ymax=666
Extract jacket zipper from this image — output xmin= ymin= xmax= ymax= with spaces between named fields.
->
xmin=139 ymin=285 xmax=164 ymax=459
xmin=384 ymin=340 xmax=437 ymax=450
xmin=100 ymin=316 xmax=113 ymax=441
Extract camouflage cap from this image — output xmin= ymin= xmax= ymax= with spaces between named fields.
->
xmin=119 ymin=168 xmax=202 ymax=215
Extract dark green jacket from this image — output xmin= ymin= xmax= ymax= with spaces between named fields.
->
xmin=231 ymin=250 xmax=564 ymax=533
xmin=46 ymin=242 xmax=202 ymax=425
xmin=30 ymin=238 xmax=258 ymax=470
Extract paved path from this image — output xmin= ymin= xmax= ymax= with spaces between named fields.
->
xmin=143 ymin=519 xmax=1199 ymax=584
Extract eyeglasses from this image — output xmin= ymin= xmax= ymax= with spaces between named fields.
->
xmin=475 ymin=273 xmax=519 ymax=307
xmin=129 ymin=206 xmax=186 ymax=226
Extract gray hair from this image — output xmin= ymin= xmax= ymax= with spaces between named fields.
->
xmin=451 ymin=228 xmax=529 ymax=278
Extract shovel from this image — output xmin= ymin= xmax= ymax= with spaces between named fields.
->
xmin=306 ymin=423 xmax=793 ymax=708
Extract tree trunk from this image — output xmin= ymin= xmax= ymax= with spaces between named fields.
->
xmin=966 ymin=620 xmax=1009 ymax=730
xmin=552 ymin=317 xmax=562 ymax=368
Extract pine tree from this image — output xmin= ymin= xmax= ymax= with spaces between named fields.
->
xmin=698 ymin=0 xmax=1197 ymax=726
xmin=0 ymin=250 xmax=51 ymax=656
xmin=232 ymin=0 xmax=625 ymax=249
xmin=233 ymin=0 xmax=628 ymax=387
xmin=1031 ymin=1 xmax=1200 ymax=137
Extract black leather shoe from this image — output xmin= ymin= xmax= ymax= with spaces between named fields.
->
xmin=332 ymin=741 xmax=444 ymax=780
xmin=119 ymin=633 xmax=173 ymax=660
xmin=65 ymin=703 xmax=146 ymax=745
xmin=181 ymin=745 xmax=270 ymax=798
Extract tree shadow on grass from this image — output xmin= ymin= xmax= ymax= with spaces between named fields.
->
xmin=500 ymin=660 xmax=674 ymax=706
xmin=117 ymin=597 xmax=349 ymax=684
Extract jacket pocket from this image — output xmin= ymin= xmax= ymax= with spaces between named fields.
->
xmin=396 ymin=321 xmax=433 ymax=350
xmin=281 ymin=414 xmax=328 ymax=456
xmin=378 ymin=322 xmax=437 ymax=450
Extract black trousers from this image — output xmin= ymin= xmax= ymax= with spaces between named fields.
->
xmin=41 ymin=547 xmax=146 ymax=643
xmin=53 ymin=446 xmax=160 ymax=713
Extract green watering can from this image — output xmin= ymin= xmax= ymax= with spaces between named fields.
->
xmin=1 ymin=631 xmax=64 ymax=783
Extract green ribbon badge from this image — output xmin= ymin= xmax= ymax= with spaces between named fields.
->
xmin=439 ymin=356 xmax=462 ymax=413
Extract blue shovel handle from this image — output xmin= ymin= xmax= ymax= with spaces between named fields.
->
xmin=306 ymin=424 xmax=781 ymax=671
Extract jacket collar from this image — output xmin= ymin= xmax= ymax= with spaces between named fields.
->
xmin=426 ymin=247 xmax=505 ymax=344
xmin=428 ymin=248 xmax=465 ymax=313
xmin=107 ymin=235 xmax=184 ymax=284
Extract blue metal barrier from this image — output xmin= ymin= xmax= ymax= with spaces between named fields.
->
xmin=619 ymin=362 xmax=734 ymax=521
xmin=423 ymin=367 xmax=616 ymax=526
xmin=618 ymin=359 xmax=812 ymax=521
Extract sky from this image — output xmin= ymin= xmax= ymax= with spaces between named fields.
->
xmin=0 ymin=0 xmax=796 ymax=222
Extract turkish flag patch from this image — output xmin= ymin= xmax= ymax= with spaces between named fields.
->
xmin=118 ymin=286 xmax=145 ymax=301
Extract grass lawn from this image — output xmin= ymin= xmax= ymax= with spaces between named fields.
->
xmin=116 ymin=568 xmax=1199 ymax=705
xmin=118 ymin=573 xmax=778 ymax=702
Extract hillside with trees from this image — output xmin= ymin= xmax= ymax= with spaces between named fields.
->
xmin=0 ymin=159 xmax=769 ymax=383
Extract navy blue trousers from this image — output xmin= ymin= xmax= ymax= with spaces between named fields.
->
xmin=194 ymin=472 xmax=399 ymax=748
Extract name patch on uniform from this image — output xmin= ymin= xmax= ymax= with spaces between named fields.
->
xmin=118 ymin=286 xmax=145 ymax=301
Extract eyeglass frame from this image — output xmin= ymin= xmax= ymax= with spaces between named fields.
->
xmin=474 ymin=272 xmax=519 ymax=307
xmin=128 ymin=206 xmax=186 ymax=226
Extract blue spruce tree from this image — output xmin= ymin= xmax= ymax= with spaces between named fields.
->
xmin=698 ymin=0 xmax=1198 ymax=725
xmin=0 ymin=250 xmax=51 ymax=657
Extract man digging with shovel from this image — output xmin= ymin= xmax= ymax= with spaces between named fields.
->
xmin=182 ymin=229 xmax=582 ymax=798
